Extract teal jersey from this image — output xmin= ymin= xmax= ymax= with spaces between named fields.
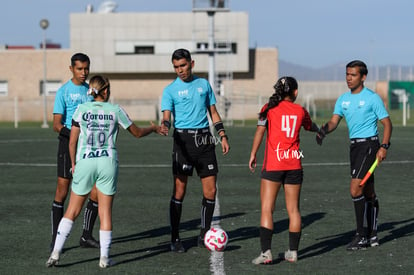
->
xmin=71 ymin=101 xmax=133 ymax=163
xmin=52 ymin=80 xmax=92 ymax=129
xmin=161 ymin=76 xmax=217 ymax=129
xmin=333 ymin=87 xmax=389 ymax=139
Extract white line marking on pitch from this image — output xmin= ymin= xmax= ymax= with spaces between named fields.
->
xmin=1 ymin=160 xmax=413 ymax=168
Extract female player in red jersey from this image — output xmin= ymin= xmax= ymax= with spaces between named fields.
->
xmin=249 ymin=76 xmax=320 ymax=265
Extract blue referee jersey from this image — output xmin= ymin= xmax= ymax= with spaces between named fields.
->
xmin=333 ymin=87 xmax=389 ymax=139
xmin=53 ymin=80 xmax=91 ymax=129
xmin=161 ymin=76 xmax=217 ymax=129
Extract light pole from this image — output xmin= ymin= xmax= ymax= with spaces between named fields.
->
xmin=40 ymin=19 xmax=49 ymax=128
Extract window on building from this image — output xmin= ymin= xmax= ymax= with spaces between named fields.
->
xmin=0 ymin=81 xmax=8 ymax=96
xmin=40 ymin=81 xmax=62 ymax=96
xmin=196 ymin=42 xmax=237 ymax=54
xmin=134 ymin=46 xmax=154 ymax=54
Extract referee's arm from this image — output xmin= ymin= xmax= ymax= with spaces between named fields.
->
xmin=208 ymin=105 xmax=230 ymax=155
xmin=161 ymin=110 xmax=172 ymax=133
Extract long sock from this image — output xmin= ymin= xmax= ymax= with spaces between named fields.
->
xmin=366 ymin=197 xmax=379 ymax=237
xmin=289 ymin=231 xmax=301 ymax=251
xmin=170 ymin=197 xmax=183 ymax=242
xmin=82 ymin=199 xmax=98 ymax=239
xmin=260 ymin=227 xmax=273 ymax=252
xmin=200 ymin=197 xmax=215 ymax=238
xmin=53 ymin=217 xmax=73 ymax=253
xmin=352 ymin=195 xmax=366 ymax=235
xmin=100 ymin=230 xmax=112 ymax=258
xmin=51 ymin=201 xmax=64 ymax=247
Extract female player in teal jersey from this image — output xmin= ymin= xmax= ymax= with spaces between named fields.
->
xmin=46 ymin=75 xmax=168 ymax=268
xmin=316 ymin=60 xmax=392 ymax=250
xmin=51 ymin=53 xmax=100 ymax=250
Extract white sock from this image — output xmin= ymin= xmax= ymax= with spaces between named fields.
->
xmin=100 ymin=230 xmax=112 ymax=258
xmin=53 ymin=217 xmax=73 ymax=252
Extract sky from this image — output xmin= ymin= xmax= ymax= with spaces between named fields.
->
xmin=1 ymin=0 xmax=413 ymax=68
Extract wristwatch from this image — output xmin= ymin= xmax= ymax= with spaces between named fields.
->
xmin=380 ymin=142 xmax=391 ymax=150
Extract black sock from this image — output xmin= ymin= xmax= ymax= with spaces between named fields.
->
xmin=170 ymin=197 xmax=183 ymax=242
xmin=352 ymin=195 xmax=366 ymax=235
xmin=51 ymin=201 xmax=64 ymax=246
xmin=82 ymin=199 xmax=98 ymax=239
xmin=260 ymin=227 xmax=273 ymax=252
xmin=289 ymin=231 xmax=301 ymax=251
xmin=366 ymin=197 xmax=379 ymax=237
xmin=200 ymin=197 xmax=215 ymax=238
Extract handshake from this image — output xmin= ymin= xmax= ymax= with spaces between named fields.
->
xmin=316 ymin=124 xmax=329 ymax=145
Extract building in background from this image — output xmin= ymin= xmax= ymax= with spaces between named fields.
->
xmin=0 ymin=4 xmax=278 ymax=123
xmin=0 ymin=1 xmax=403 ymax=124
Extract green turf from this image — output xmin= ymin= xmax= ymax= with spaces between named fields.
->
xmin=0 ymin=123 xmax=413 ymax=274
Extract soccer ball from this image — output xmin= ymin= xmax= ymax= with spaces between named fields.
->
xmin=204 ymin=227 xmax=228 ymax=252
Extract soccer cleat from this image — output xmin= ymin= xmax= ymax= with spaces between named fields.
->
xmin=99 ymin=256 xmax=115 ymax=268
xmin=45 ymin=251 xmax=60 ymax=267
xmin=252 ymin=249 xmax=272 ymax=265
xmin=346 ymin=234 xmax=368 ymax=251
xmin=80 ymin=236 xmax=100 ymax=248
xmin=284 ymin=250 xmax=298 ymax=262
xmin=369 ymin=235 xmax=379 ymax=247
xmin=197 ymin=235 xmax=205 ymax=248
xmin=170 ymin=239 xmax=186 ymax=253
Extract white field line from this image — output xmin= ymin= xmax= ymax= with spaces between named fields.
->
xmin=210 ymin=182 xmax=226 ymax=275
xmin=1 ymin=160 xmax=413 ymax=168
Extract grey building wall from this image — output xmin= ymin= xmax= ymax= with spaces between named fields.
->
xmin=0 ymin=11 xmax=279 ymax=122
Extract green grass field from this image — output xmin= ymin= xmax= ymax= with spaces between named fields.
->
xmin=1 ymin=122 xmax=413 ymax=274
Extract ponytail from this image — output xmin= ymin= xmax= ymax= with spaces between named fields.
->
xmin=259 ymin=76 xmax=298 ymax=120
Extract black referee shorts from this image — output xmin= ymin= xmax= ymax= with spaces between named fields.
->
xmin=350 ymin=136 xmax=380 ymax=179
xmin=57 ymin=135 xmax=72 ymax=179
xmin=172 ymin=128 xmax=218 ymax=178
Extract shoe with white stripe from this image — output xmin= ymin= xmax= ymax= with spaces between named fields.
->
xmin=369 ymin=235 xmax=379 ymax=247
xmin=99 ymin=256 xmax=115 ymax=268
xmin=284 ymin=250 xmax=298 ymax=262
xmin=45 ymin=251 xmax=60 ymax=267
xmin=252 ymin=249 xmax=272 ymax=265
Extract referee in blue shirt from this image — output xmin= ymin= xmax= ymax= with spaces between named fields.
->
xmin=316 ymin=60 xmax=392 ymax=250
xmin=161 ymin=48 xmax=230 ymax=252
xmin=51 ymin=53 xmax=100 ymax=250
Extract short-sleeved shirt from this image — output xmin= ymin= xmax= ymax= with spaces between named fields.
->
xmin=258 ymin=101 xmax=313 ymax=171
xmin=53 ymin=80 xmax=91 ymax=129
xmin=161 ymin=76 xmax=217 ymax=129
xmin=71 ymin=101 xmax=133 ymax=163
xmin=333 ymin=87 xmax=389 ymax=139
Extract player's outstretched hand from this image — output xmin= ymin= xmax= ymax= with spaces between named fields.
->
xmin=316 ymin=124 xmax=327 ymax=146
xmin=159 ymin=120 xmax=170 ymax=136
xmin=151 ymin=121 xmax=168 ymax=136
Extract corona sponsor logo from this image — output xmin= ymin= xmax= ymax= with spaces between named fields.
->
xmin=82 ymin=112 xmax=114 ymax=121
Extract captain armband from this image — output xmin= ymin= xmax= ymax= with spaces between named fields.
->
xmin=163 ymin=120 xmax=171 ymax=129
xmin=214 ymin=121 xmax=225 ymax=135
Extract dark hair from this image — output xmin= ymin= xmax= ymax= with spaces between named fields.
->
xmin=171 ymin=48 xmax=192 ymax=62
xmin=71 ymin=53 xmax=90 ymax=67
xmin=346 ymin=60 xmax=368 ymax=76
xmin=88 ymin=75 xmax=110 ymax=100
xmin=259 ymin=76 xmax=298 ymax=120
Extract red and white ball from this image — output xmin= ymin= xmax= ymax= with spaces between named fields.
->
xmin=204 ymin=227 xmax=228 ymax=251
